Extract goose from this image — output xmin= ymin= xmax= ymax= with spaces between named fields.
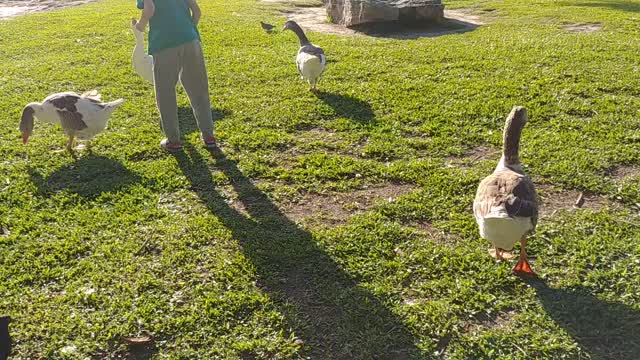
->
xmin=131 ymin=18 xmax=154 ymax=83
xmin=283 ymin=20 xmax=326 ymax=92
xmin=130 ymin=19 xmax=182 ymax=85
xmin=473 ymin=106 xmax=538 ymax=276
xmin=19 ymin=91 xmax=124 ymax=154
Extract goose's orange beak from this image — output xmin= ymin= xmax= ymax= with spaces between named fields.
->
xmin=22 ymin=132 xmax=30 ymax=144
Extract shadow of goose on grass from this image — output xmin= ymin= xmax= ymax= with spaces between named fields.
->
xmin=28 ymin=155 xmax=142 ymax=199
xmin=314 ymin=91 xmax=375 ymax=124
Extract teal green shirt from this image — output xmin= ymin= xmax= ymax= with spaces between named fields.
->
xmin=137 ymin=0 xmax=200 ymax=55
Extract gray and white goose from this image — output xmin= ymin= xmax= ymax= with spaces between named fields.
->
xmin=283 ymin=20 xmax=326 ymax=91
xmin=19 ymin=91 xmax=124 ymax=154
xmin=473 ymin=106 xmax=538 ymax=276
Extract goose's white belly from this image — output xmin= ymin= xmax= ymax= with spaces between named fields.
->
xmin=75 ymin=124 xmax=107 ymax=140
xmin=297 ymin=53 xmax=325 ymax=83
xmin=476 ymin=208 xmax=533 ymax=250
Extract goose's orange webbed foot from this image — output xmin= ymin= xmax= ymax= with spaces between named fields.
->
xmin=512 ymin=256 xmax=535 ymax=277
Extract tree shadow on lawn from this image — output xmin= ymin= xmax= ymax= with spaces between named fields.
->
xmin=526 ymin=278 xmax=640 ymax=359
xmin=28 ymin=155 xmax=142 ymax=199
xmin=560 ymin=1 xmax=640 ymax=12
xmin=172 ymin=145 xmax=423 ymax=359
xmin=314 ymin=91 xmax=375 ymax=124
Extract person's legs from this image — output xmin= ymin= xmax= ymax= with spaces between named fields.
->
xmin=153 ymin=46 xmax=182 ymax=146
xmin=179 ymin=40 xmax=215 ymax=143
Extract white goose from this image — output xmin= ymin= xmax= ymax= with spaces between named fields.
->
xmin=19 ymin=91 xmax=124 ymax=154
xmin=131 ymin=18 xmax=154 ymax=83
xmin=131 ymin=19 xmax=182 ymax=85
xmin=473 ymin=106 xmax=538 ymax=276
xmin=283 ymin=20 xmax=326 ymax=91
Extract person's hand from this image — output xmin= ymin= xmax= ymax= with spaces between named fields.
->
xmin=132 ymin=18 xmax=146 ymax=32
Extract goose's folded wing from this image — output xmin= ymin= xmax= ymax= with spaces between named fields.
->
xmin=474 ymin=171 xmax=538 ymax=223
xmin=300 ymin=44 xmax=324 ymax=57
xmin=506 ymin=180 xmax=537 ymax=216
xmin=49 ymin=94 xmax=81 ymax=112
xmin=473 ymin=176 xmax=500 ymax=219
xmin=57 ymin=110 xmax=88 ymax=130
xmin=505 ymin=178 xmax=538 ymax=227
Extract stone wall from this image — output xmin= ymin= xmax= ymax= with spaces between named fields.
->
xmin=325 ymin=0 xmax=444 ymax=27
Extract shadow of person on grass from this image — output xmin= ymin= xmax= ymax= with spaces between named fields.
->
xmin=525 ymin=277 xmax=640 ymax=359
xmin=172 ymin=144 xmax=422 ymax=359
xmin=177 ymin=106 xmax=232 ymax=136
xmin=28 ymin=155 xmax=142 ymax=199
xmin=314 ymin=91 xmax=375 ymax=124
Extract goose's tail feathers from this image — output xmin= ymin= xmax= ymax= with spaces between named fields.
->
xmin=107 ymin=99 xmax=125 ymax=108
xmin=81 ymin=90 xmax=102 ymax=101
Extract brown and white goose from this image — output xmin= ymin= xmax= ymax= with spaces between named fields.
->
xmin=19 ymin=91 xmax=124 ymax=154
xmin=283 ymin=20 xmax=326 ymax=92
xmin=473 ymin=106 xmax=538 ymax=276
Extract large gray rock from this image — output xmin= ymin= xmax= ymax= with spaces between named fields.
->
xmin=325 ymin=0 xmax=444 ymax=27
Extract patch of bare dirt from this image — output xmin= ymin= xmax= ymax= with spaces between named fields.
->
xmin=562 ymin=23 xmax=602 ymax=33
xmin=275 ymin=128 xmax=366 ymax=163
xmin=463 ymin=310 xmax=516 ymax=334
xmin=297 ymin=128 xmax=353 ymax=151
xmin=282 ymin=183 xmax=419 ymax=225
xmin=445 ymin=8 xmax=488 ymax=26
xmin=445 ymin=145 xmax=499 ymax=169
xmin=536 ymin=184 xmax=613 ymax=218
xmin=0 ymin=0 xmax=93 ymax=20
xmin=608 ymin=165 xmax=640 ymax=181
xmin=283 ymin=5 xmax=358 ymax=36
xmin=269 ymin=3 xmax=483 ymax=38
xmin=403 ymin=221 xmax=460 ymax=246
xmin=211 ymin=184 xmax=256 ymax=217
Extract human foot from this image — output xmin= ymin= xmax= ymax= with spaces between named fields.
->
xmin=160 ymin=138 xmax=182 ymax=152
xmin=202 ymin=135 xmax=216 ymax=149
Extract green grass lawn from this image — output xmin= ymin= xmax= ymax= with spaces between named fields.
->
xmin=1 ymin=0 xmax=640 ymax=358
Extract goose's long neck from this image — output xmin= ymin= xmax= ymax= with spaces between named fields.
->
xmin=25 ymin=102 xmax=43 ymax=116
xmin=132 ymin=28 xmax=145 ymax=46
xmin=499 ymin=106 xmax=528 ymax=170
xmin=20 ymin=103 xmax=42 ymax=143
xmin=290 ymin=23 xmax=310 ymax=46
